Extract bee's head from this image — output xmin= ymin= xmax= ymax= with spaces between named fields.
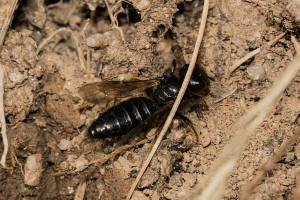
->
xmin=180 ymin=64 xmax=210 ymax=96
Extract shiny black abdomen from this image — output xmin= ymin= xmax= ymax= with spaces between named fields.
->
xmin=88 ymin=97 xmax=158 ymax=138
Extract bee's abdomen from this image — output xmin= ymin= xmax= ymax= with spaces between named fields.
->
xmin=88 ymin=97 xmax=158 ymax=138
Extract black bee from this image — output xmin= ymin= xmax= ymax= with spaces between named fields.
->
xmin=78 ymin=63 xmax=210 ymax=139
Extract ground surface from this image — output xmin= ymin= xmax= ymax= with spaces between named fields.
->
xmin=0 ymin=0 xmax=299 ymax=199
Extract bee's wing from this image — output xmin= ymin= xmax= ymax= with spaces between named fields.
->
xmin=78 ymin=79 xmax=160 ymax=104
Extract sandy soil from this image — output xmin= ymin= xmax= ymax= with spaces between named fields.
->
xmin=0 ymin=0 xmax=299 ymax=199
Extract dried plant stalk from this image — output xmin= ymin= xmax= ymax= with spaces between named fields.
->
xmin=126 ymin=0 xmax=210 ymax=199
xmin=0 ymin=65 xmax=8 ymax=167
xmin=0 ymin=0 xmax=19 ymax=168
xmin=227 ymin=32 xmax=286 ymax=77
xmin=240 ymin=127 xmax=300 ymax=200
xmin=0 ymin=0 xmax=18 ymax=50
xmin=186 ymin=55 xmax=300 ymax=200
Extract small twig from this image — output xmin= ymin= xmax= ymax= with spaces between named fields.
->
xmin=0 ymin=65 xmax=8 ymax=168
xmin=0 ymin=0 xmax=18 ymax=51
xmin=72 ymin=32 xmax=87 ymax=71
xmin=125 ymin=0 xmax=210 ymax=199
xmin=240 ymin=127 xmax=300 ymax=200
xmin=74 ymin=181 xmax=87 ymax=200
xmin=214 ymin=84 xmax=238 ymax=103
xmin=36 ymin=27 xmax=86 ymax=71
xmin=227 ymin=31 xmax=287 ymax=77
xmin=103 ymin=0 xmax=125 ymax=41
xmin=89 ymin=137 xmax=152 ymax=165
xmin=227 ymin=48 xmax=260 ymax=77
xmin=11 ymin=151 xmax=24 ymax=176
xmin=291 ymin=35 xmax=300 ymax=55
xmin=80 ymin=19 xmax=90 ymax=37
xmin=266 ymin=32 xmax=287 ymax=46
xmin=186 ymin=55 xmax=300 ymax=200
xmin=36 ymin=28 xmax=70 ymax=54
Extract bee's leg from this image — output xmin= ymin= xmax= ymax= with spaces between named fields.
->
xmin=175 ymin=114 xmax=200 ymax=143
xmin=189 ymin=96 xmax=208 ymax=119
xmin=148 ymin=113 xmax=200 ymax=149
xmin=148 ymin=133 xmax=157 ymax=152
xmin=147 ymin=112 xmax=169 ymax=152
xmin=123 ymin=76 xmax=149 ymax=81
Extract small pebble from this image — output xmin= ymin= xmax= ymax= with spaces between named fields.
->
xmin=96 ymin=177 xmax=105 ymax=191
xmin=200 ymin=128 xmax=211 ymax=147
xmin=152 ymin=191 xmax=160 ymax=200
xmin=24 ymin=154 xmax=43 ymax=186
xmin=67 ymin=186 xmax=74 ymax=194
xmin=86 ymin=31 xmax=119 ymax=48
xmin=8 ymin=71 xmax=24 ymax=83
xmin=57 ymin=139 xmax=71 ymax=151
xmin=160 ymin=152 xmax=173 ymax=177
xmin=247 ymin=64 xmax=265 ymax=81
xmin=86 ymin=33 xmax=107 ymax=48
xmin=285 ymin=152 xmax=295 ymax=163
xmin=113 ymin=156 xmax=133 ymax=178
xmin=136 ymin=0 xmax=151 ymax=10
xmin=139 ymin=168 xmax=160 ymax=188
xmin=72 ymin=156 xmax=88 ymax=172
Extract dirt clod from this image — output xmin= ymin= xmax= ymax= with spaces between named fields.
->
xmin=58 ymin=139 xmax=72 ymax=151
xmin=247 ymin=62 xmax=266 ymax=81
xmin=131 ymin=191 xmax=149 ymax=200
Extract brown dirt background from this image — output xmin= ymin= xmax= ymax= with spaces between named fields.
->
xmin=0 ymin=0 xmax=300 ymax=199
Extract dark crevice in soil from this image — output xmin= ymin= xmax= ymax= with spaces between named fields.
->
xmin=117 ymin=2 xmax=141 ymax=26
xmin=93 ymin=6 xmax=110 ymax=23
xmin=11 ymin=0 xmax=29 ymax=30
xmin=152 ymin=24 xmax=166 ymax=38
xmin=44 ymin=0 xmax=60 ymax=6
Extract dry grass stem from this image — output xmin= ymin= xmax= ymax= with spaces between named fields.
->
xmin=0 ymin=65 xmax=8 ymax=168
xmin=240 ymin=127 xmax=300 ymax=200
xmin=293 ymin=174 xmax=300 ymax=200
xmin=0 ymin=0 xmax=18 ymax=51
xmin=74 ymin=181 xmax=87 ymax=200
xmin=11 ymin=151 xmax=24 ymax=176
xmin=125 ymin=0 xmax=210 ymax=199
xmin=103 ymin=0 xmax=125 ymax=41
xmin=80 ymin=20 xmax=91 ymax=72
xmin=227 ymin=32 xmax=286 ymax=77
xmin=0 ymin=0 xmax=19 ymax=169
xmin=36 ymin=27 xmax=86 ymax=71
xmin=186 ymin=55 xmax=300 ymax=200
